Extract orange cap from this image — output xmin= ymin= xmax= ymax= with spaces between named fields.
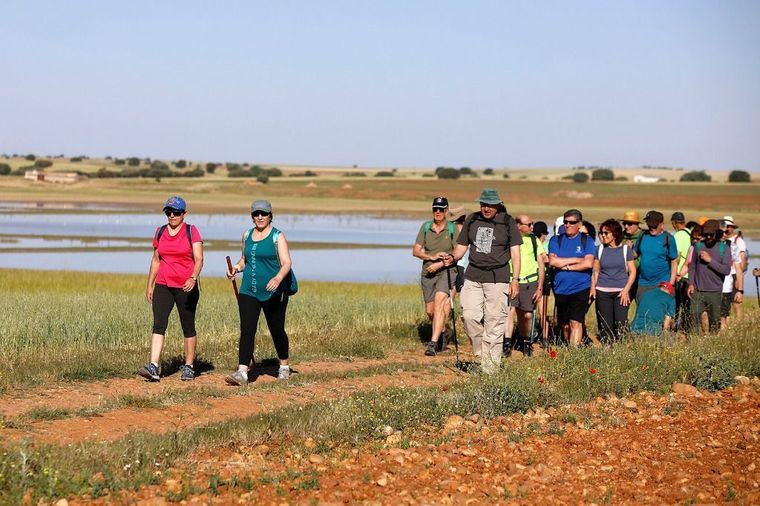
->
xmin=696 ymin=216 xmax=709 ymax=226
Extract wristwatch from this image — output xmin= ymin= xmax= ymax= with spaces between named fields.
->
xmin=191 ymin=276 xmax=198 ymax=281
xmin=737 ymin=289 xmax=744 ymax=294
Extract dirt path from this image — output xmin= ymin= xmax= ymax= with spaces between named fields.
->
xmin=0 ymin=353 xmax=463 ymax=446
xmin=97 ymin=382 xmax=760 ymax=505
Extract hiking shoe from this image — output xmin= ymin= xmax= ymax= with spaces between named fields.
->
xmin=278 ymin=365 xmax=290 ymax=381
xmin=424 ymin=342 xmax=437 ymax=356
xmin=138 ymin=363 xmax=160 ymax=382
xmin=225 ymin=370 xmax=249 ymax=386
xmin=180 ymin=365 xmax=195 ymax=381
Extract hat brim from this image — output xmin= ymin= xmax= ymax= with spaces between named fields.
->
xmin=478 ymin=199 xmax=502 ymax=205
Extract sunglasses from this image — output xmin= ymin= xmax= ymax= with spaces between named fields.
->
xmin=519 ymin=222 xmax=533 ymax=227
xmin=599 ymin=231 xmax=611 ymax=236
xmin=563 ymin=219 xmax=580 ymax=225
xmin=622 ymin=222 xmax=638 ymax=227
xmin=251 ymin=211 xmax=271 ymax=218
xmin=164 ymin=209 xmax=184 ymax=217
xmin=432 ymin=207 xmax=447 ymax=212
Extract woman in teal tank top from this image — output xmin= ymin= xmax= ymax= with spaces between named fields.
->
xmin=224 ymin=200 xmax=293 ymax=385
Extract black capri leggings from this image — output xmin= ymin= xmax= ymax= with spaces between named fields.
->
xmin=238 ymin=293 xmax=289 ymax=365
xmin=152 ymin=284 xmax=199 ymax=337
xmin=594 ymin=290 xmax=630 ymax=344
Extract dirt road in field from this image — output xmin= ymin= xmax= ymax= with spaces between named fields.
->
xmin=0 ymin=353 xmax=463 ymax=446
xmin=100 ymin=382 xmax=760 ymax=505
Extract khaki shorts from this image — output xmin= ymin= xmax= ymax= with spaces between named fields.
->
xmin=510 ymin=281 xmax=538 ymax=312
xmin=420 ymin=268 xmax=455 ymax=303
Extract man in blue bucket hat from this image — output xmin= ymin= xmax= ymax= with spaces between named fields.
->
xmin=450 ymin=188 xmax=522 ymax=373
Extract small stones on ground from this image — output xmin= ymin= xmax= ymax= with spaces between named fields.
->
xmin=735 ymin=376 xmax=750 ymax=385
xmin=381 ymin=425 xmax=394 ymax=436
xmin=309 ymin=454 xmax=325 ymax=464
xmin=622 ymin=400 xmax=638 ymax=411
xmin=671 ymin=383 xmax=701 ymax=397
xmin=444 ymin=415 xmax=465 ymax=431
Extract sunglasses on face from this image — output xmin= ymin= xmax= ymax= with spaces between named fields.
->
xmin=164 ymin=209 xmax=184 ymax=217
xmin=519 ymin=222 xmax=533 ymax=227
xmin=251 ymin=211 xmax=271 ymax=218
xmin=623 ymin=222 xmax=637 ymax=227
xmin=599 ymin=231 xmax=611 ymax=236
xmin=563 ymin=219 xmax=579 ymax=225
xmin=432 ymin=207 xmax=447 ymax=213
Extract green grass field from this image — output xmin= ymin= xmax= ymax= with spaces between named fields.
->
xmin=0 ymin=269 xmax=424 ymax=392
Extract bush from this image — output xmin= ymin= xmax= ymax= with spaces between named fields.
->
xmin=34 ymin=159 xmax=53 ymax=168
xmin=174 ymin=159 xmax=187 ymax=169
xmin=114 ymin=158 xmax=125 ymax=166
xmin=571 ymin=172 xmax=589 ymax=183
xmin=0 ymin=163 xmax=10 ymax=176
xmin=459 ymin=167 xmax=473 ymax=175
xmin=374 ymin=171 xmax=395 ymax=177
xmin=257 ymin=175 xmax=269 ymax=184
xmin=266 ymin=167 xmax=282 ymax=177
xmin=437 ymin=168 xmax=460 ymax=180
xmin=728 ymin=170 xmax=750 ymax=183
xmin=343 ymin=171 xmax=367 ymax=177
xmin=502 ymin=173 xmax=510 ymax=179
xmin=591 ymin=168 xmax=614 ymax=181
xmin=25 ymin=154 xmax=36 ymax=161
xmin=69 ymin=156 xmax=83 ymax=162
xmin=483 ymin=168 xmax=494 ymax=175
xmin=614 ymin=176 xmax=628 ymax=181
xmin=205 ymin=163 xmax=217 ymax=174
xmin=127 ymin=157 xmax=141 ymax=167
xmin=679 ymin=170 xmax=711 ymax=182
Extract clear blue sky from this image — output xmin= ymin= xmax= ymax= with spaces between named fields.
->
xmin=2 ymin=0 xmax=759 ymax=170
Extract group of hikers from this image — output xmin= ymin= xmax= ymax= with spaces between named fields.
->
xmin=137 ymin=190 xmax=750 ymax=382
xmin=414 ymin=188 xmax=750 ymax=374
xmin=139 ymin=196 xmax=293 ymax=384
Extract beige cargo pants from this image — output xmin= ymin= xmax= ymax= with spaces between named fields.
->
xmin=460 ymin=279 xmax=509 ymax=374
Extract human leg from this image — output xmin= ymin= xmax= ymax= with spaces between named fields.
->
xmin=148 ymin=284 xmax=174 ymax=365
xmin=175 ymin=286 xmax=200 ymax=367
xmin=481 ymin=282 xmax=509 ymax=373
xmin=612 ymin=292 xmax=630 ymax=341
xmin=237 ymin=294 xmax=263 ymax=370
xmin=594 ymin=290 xmax=616 ymax=345
xmin=460 ymin=280 xmax=485 ymax=359
xmin=262 ymin=295 xmax=290 ymax=364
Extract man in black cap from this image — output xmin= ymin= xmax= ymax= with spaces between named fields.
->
xmin=413 ymin=196 xmax=458 ymax=356
xmin=671 ymin=211 xmax=691 ymax=329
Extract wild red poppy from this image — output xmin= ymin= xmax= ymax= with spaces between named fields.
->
xmin=589 ymin=368 xmax=597 ymax=374
xmin=538 ymin=377 xmax=546 ymax=384
xmin=549 ymin=349 xmax=558 ymax=359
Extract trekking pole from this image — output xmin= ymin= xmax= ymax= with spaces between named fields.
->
xmin=445 ymin=262 xmax=460 ymax=365
xmin=528 ymin=308 xmax=537 ymax=355
xmin=753 ymin=268 xmax=760 ymax=308
xmin=225 ymin=256 xmax=239 ymax=300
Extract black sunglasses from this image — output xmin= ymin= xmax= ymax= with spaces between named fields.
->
xmin=622 ymin=221 xmax=638 ymax=227
xmin=519 ymin=221 xmax=533 ymax=227
xmin=164 ymin=209 xmax=184 ymax=217
xmin=251 ymin=211 xmax=271 ymax=218
xmin=599 ymin=230 xmax=611 ymax=236
xmin=432 ymin=207 xmax=447 ymax=212
xmin=563 ymin=219 xmax=580 ymax=225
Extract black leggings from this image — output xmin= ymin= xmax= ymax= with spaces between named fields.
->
xmin=152 ymin=284 xmax=199 ymax=337
xmin=594 ymin=290 xmax=629 ymax=344
xmin=238 ymin=293 xmax=290 ymax=365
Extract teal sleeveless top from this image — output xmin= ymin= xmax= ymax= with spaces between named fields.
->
xmin=240 ymin=227 xmax=283 ymax=301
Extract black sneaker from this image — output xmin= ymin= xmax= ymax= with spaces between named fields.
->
xmin=138 ymin=363 xmax=160 ymax=382
xmin=425 ymin=342 xmax=437 ymax=356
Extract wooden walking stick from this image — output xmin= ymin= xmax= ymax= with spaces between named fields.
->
xmin=226 ymin=256 xmax=239 ymax=300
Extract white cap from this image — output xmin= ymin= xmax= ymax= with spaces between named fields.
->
xmin=722 ymin=215 xmax=736 ymax=227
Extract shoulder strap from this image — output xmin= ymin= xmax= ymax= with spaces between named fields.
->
xmin=557 ymin=233 xmax=564 ymax=249
xmin=664 ymin=232 xmax=671 ymax=258
xmin=623 ymin=244 xmax=629 ymax=273
xmin=597 ymin=244 xmax=604 ymax=260
xmin=186 ymin=224 xmax=193 ymax=250
xmin=530 ymin=234 xmax=537 ymax=262
xmin=423 ymin=220 xmax=433 ymax=234
xmin=580 ymin=232 xmax=588 ymax=250
xmin=156 ymin=225 xmax=167 ymax=244
xmin=447 ymin=221 xmax=455 ymax=240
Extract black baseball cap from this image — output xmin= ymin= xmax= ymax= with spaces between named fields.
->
xmin=533 ymin=221 xmax=548 ymax=236
xmin=645 ymin=210 xmax=664 ymax=227
xmin=432 ymin=196 xmax=449 ymax=209
xmin=670 ymin=211 xmax=685 ymax=222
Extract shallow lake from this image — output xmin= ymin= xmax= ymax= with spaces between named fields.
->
xmin=0 ymin=206 xmax=758 ymax=292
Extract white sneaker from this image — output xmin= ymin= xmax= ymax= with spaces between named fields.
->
xmin=225 ymin=370 xmax=249 ymax=386
xmin=278 ymin=365 xmax=290 ymax=381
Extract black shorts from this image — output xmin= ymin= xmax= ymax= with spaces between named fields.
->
xmin=555 ymin=288 xmax=591 ymax=325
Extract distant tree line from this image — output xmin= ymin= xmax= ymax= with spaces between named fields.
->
xmin=436 ymin=166 xmax=480 ymax=180
xmin=226 ymin=164 xmax=282 ymax=179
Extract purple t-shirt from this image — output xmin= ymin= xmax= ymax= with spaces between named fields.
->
xmin=596 ymin=245 xmax=634 ymax=290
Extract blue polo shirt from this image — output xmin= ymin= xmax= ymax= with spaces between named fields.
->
xmin=637 ymin=232 xmax=678 ymax=287
xmin=631 ymin=288 xmax=675 ymax=335
xmin=548 ymin=233 xmax=596 ymax=295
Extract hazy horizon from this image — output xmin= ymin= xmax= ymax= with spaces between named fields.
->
xmin=2 ymin=1 xmax=759 ymax=171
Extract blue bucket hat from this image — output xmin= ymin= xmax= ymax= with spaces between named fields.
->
xmin=163 ymin=196 xmax=187 ymax=212
xmin=477 ymin=188 xmax=502 ymax=205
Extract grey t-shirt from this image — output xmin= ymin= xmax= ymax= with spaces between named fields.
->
xmin=596 ymin=244 xmax=634 ymax=290
xmin=457 ymin=211 xmax=522 ymax=283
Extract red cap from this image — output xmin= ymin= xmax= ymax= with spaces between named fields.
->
xmin=658 ymin=282 xmax=675 ymax=296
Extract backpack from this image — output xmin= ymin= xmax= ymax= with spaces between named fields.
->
xmin=556 ymin=232 xmax=588 ymax=251
xmin=423 ymin=220 xmax=455 ymax=250
xmin=634 ymin=232 xmax=675 ymax=260
xmin=693 ymin=240 xmax=726 ymax=258
xmin=156 ymin=224 xmax=194 ymax=251
xmin=597 ymin=244 xmax=630 ymax=273
xmin=245 ymin=227 xmax=298 ymax=296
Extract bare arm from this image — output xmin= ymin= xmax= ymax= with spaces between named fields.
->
xmin=548 ymin=254 xmax=581 ymax=268
xmin=146 ymin=249 xmax=160 ymax=303
xmin=668 ymin=258 xmax=677 ymax=285
xmin=451 ymin=243 xmax=468 ymax=262
xmin=590 ymin=259 xmax=600 ymax=293
xmin=563 ymin=254 xmax=594 ymax=271
xmin=182 ymin=241 xmax=204 ymax=292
